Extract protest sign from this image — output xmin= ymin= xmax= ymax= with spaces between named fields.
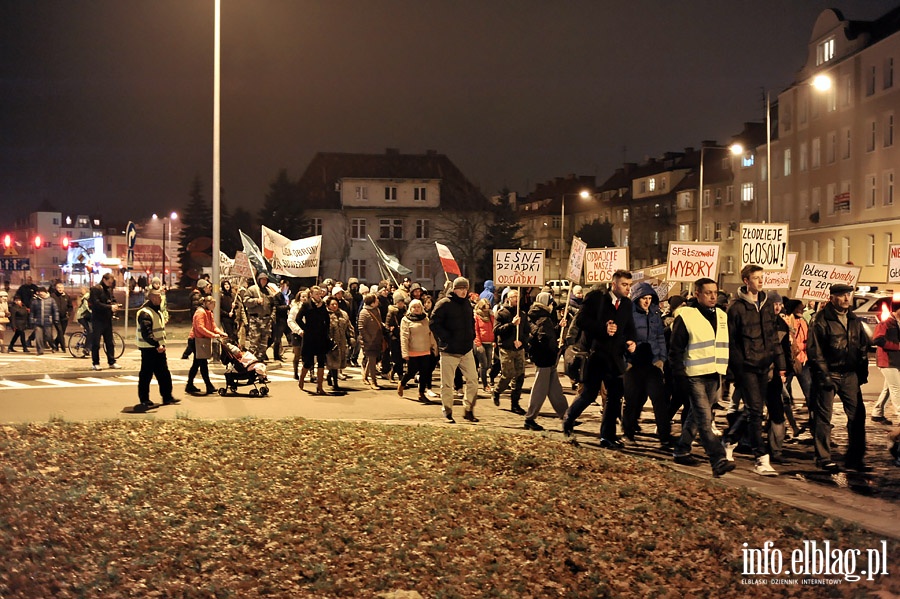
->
xmin=795 ymin=261 xmax=862 ymax=302
xmin=762 ymin=252 xmax=798 ymax=291
xmin=232 ymin=251 xmax=253 ymax=278
xmin=740 ymin=223 xmax=789 ymax=271
xmin=261 ymin=226 xmax=322 ymax=278
xmin=566 ymin=237 xmax=587 ymax=283
xmin=666 ymin=242 xmax=719 ymax=282
xmin=632 ymin=263 xmax=667 ymax=283
xmin=889 ymin=244 xmax=900 ymax=284
xmin=583 ymin=247 xmax=629 ymax=284
xmin=493 ymin=249 xmax=545 ymax=287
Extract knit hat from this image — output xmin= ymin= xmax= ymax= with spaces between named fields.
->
xmin=331 ymin=285 xmax=344 ymax=295
xmin=453 ymin=276 xmax=469 ymax=289
xmin=197 ymin=279 xmax=210 ymax=290
xmin=571 ymin=285 xmax=583 ymax=296
xmin=359 ymin=284 xmax=369 ymax=295
xmin=393 ymin=290 xmax=407 ymax=304
xmin=535 ymin=292 xmax=553 ymax=306
xmin=766 ymin=290 xmax=783 ymax=304
xmin=347 ymin=277 xmax=359 ymax=287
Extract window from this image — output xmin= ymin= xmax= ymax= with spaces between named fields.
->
xmin=867 ymin=65 xmax=877 ymax=96
xmin=741 ymin=182 xmax=754 ymax=203
xmin=678 ymin=224 xmax=691 ymax=241
xmin=379 ymin=218 xmax=403 ymax=239
xmin=351 ymin=218 xmax=366 ymax=239
xmin=384 ymin=186 xmax=397 ymax=201
xmin=355 ymin=186 xmax=368 ymax=200
xmin=415 ymin=219 xmax=429 ymax=239
xmin=826 ymin=85 xmax=837 ymax=112
xmin=726 ymin=256 xmax=735 ymax=274
xmin=826 ymin=131 xmax=836 ymax=163
xmin=415 ymin=259 xmax=431 ymax=279
xmin=886 ymin=234 xmax=894 ymax=265
xmin=811 ymin=137 xmax=821 ymax=168
xmin=827 ymin=183 xmax=837 ymax=216
xmin=800 ymin=241 xmax=807 ymax=263
xmin=799 ymin=142 xmax=808 ymax=171
xmin=742 ymin=153 xmax=755 ymax=167
xmin=654 ymin=203 xmax=662 ymax=217
xmin=842 ymin=128 xmax=851 ymax=160
xmin=414 ymin=187 xmax=427 ymax=201
xmin=311 ymin=218 xmax=323 ymax=236
xmin=840 ymin=75 xmax=852 ymax=107
xmin=714 ymin=221 xmax=722 ymax=241
xmin=703 ymin=189 xmax=710 ymax=208
xmin=551 ymin=239 xmax=561 ymax=251
xmin=827 ymin=238 xmax=835 ymax=263
xmin=714 ymin=189 xmax=722 ymax=206
xmin=622 ymin=208 xmax=629 ymax=223
xmin=52 ymin=217 xmax=59 ymax=225
xmin=703 ymin=223 xmax=711 ymax=242
xmin=800 ymin=89 xmax=809 ymax=124
xmin=867 ymin=119 xmax=876 ymax=152
xmin=867 ymin=235 xmax=876 ymax=266
xmin=784 ymin=148 xmax=792 ymax=176
xmin=884 ymin=112 xmax=894 ymax=147
xmin=886 ymin=57 xmax=895 ymax=90
xmin=866 ymin=175 xmax=877 ymax=209
xmin=648 ymin=178 xmax=656 ymax=192
xmin=726 ymin=185 xmax=734 ymax=205
xmin=812 ymin=187 xmax=821 ymax=214
xmin=812 ymin=240 xmax=820 ymax=261
xmin=550 ymin=216 xmax=562 ymax=229
xmin=841 ymin=237 xmax=850 ymax=264
xmin=351 ymin=259 xmax=367 ymax=281
xmin=885 ymin=171 xmax=895 ymax=206
xmin=817 ymin=37 xmax=835 ymax=65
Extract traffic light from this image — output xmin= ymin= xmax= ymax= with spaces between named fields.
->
xmin=61 ymin=236 xmax=70 ymax=249
xmin=33 ymin=235 xmax=42 ymax=249
xmin=2 ymin=234 xmax=10 ymax=249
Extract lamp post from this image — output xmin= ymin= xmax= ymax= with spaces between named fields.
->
xmin=152 ymin=212 xmax=178 ymax=287
xmin=559 ymin=189 xmax=592 ymax=279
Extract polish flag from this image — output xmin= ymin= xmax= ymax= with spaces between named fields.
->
xmin=435 ymin=242 xmax=461 ymax=277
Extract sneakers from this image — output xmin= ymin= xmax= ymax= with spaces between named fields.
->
xmin=109 ymin=363 xmax=123 ymax=370
xmin=712 ymin=459 xmax=736 ymax=478
xmin=871 ymin=416 xmax=894 ymax=425
xmin=492 ymin=391 xmax=500 ymax=406
xmin=599 ymin=438 xmax=624 ymax=450
xmin=425 ymin=389 xmax=438 ymax=399
xmin=754 ymin=454 xmax=779 ymax=477
xmin=443 ymin=410 xmax=456 ymax=424
xmin=723 ymin=441 xmax=737 ymax=462
xmin=817 ymin=460 xmax=840 ymax=472
xmin=524 ymin=419 xmax=544 ymax=431
xmin=91 ymin=364 xmax=102 ymax=371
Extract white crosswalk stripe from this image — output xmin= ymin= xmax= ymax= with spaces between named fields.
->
xmin=0 ymin=372 xmax=300 ymax=391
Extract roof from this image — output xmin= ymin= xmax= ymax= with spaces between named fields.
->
xmin=296 ymin=149 xmax=491 ymax=211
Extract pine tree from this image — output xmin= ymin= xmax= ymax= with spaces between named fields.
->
xmin=177 ymin=175 xmax=213 ymax=288
xmin=574 ymin=218 xmax=615 ymax=249
xmin=258 ymin=169 xmax=309 ymax=239
xmin=477 ymin=191 xmax=524 ymax=280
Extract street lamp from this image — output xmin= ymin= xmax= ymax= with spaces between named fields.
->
xmin=697 ymin=143 xmax=743 ymax=240
xmin=152 ymin=212 xmax=178 ymax=287
xmin=559 ymin=189 xmax=592 ymax=279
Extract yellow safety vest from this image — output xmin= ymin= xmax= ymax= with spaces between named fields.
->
xmin=680 ymin=306 xmax=729 ymax=376
xmin=135 ymin=306 xmax=167 ymax=349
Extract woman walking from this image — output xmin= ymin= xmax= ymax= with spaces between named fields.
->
xmin=399 ymin=299 xmax=438 ymax=401
xmin=186 ymin=295 xmax=226 ymax=395
xmin=326 ymin=297 xmax=353 ymax=390
xmin=358 ymin=293 xmax=384 ymax=389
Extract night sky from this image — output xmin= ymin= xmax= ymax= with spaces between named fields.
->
xmin=2 ymin=1 xmax=899 ymax=224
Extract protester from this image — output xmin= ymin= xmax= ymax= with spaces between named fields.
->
xmin=30 ymin=287 xmax=59 ymax=354
xmin=492 ymin=289 xmax=529 ymax=415
xmin=296 ymin=285 xmax=332 ymax=395
xmin=872 ymin=299 xmax=900 ymax=426
xmin=181 ymin=278 xmax=211 ymax=360
xmin=473 ymin=298 xmax=496 ymax=392
xmin=287 ymin=289 xmax=308 ymax=380
xmin=8 ymin=296 xmax=29 ymax=353
xmin=271 ymin=278 xmax=292 ymax=361
xmin=325 ymin=296 xmax=353 ymax=391
xmin=523 ymin=292 xmax=568 ymax=431
xmin=399 ymin=298 xmax=438 ymax=402
xmin=430 ymin=276 xmax=480 ymax=423
xmin=89 ymin=273 xmax=122 ymax=370
xmin=134 ymin=288 xmax=177 ymax=411
xmin=358 ymin=293 xmax=385 ymax=389
xmin=0 ymin=290 xmax=9 ymax=352
xmin=50 ymin=282 xmax=71 ymax=351
xmin=220 ymin=279 xmax=237 ymax=342
xmin=185 ymin=295 xmax=227 ymax=396
xmin=243 ymin=273 xmax=274 ymax=361
xmin=386 ymin=291 xmax=408 ymax=382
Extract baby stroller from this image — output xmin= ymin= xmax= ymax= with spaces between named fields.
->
xmin=217 ymin=343 xmax=270 ymax=397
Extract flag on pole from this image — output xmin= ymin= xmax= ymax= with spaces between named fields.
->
xmin=239 ymin=229 xmax=271 ymax=279
xmin=261 ymin=225 xmax=322 ymax=278
xmin=368 ymin=235 xmax=412 ymax=276
xmin=435 ymin=242 xmax=461 ymax=277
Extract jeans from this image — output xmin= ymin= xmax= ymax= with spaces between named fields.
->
xmin=91 ymin=318 xmax=115 ymax=366
xmin=623 ymin=363 xmax=671 ymax=442
xmin=674 ymin=376 xmax=726 ymax=466
xmin=808 ymin=371 xmax=867 ymax=465
xmin=735 ymin=370 xmax=784 ymax=458
xmin=564 ymin=354 xmax=625 ymax=440
xmin=475 ymin=344 xmax=494 ymax=387
xmin=874 ymin=367 xmax=900 ymax=418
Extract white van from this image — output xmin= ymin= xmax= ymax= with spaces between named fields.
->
xmin=546 ymin=279 xmax=570 ymax=297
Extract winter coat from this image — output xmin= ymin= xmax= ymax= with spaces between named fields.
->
xmin=30 ymin=295 xmax=59 ymax=328
xmin=358 ymin=304 xmax=384 ymax=353
xmin=479 ymin=280 xmax=495 ymax=305
xmin=527 ymin=302 xmax=559 ymax=368
xmin=327 ymin=309 xmax=353 ymax=370
xmin=0 ymin=298 xmax=9 ymax=332
xmin=243 ymin=277 xmax=273 ymax=318
xmin=88 ymin=281 xmax=116 ymax=325
xmin=726 ymin=287 xmax=786 ymax=376
xmin=50 ymin=287 xmax=71 ymax=321
xmin=298 ymin=300 xmax=333 ymax=355
xmin=874 ymin=317 xmax=900 ymax=369
xmin=807 ymin=301 xmax=870 ymax=385
xmin=386 ymin=305 xmax=406 ymax=341
xmin=10 ymin=303 xmax=29 ymax=330
xmin=576 ymin=289 xmax=636 ymax=376
xmin=430 ymin=293 xmax=476 ymax=355
xmin=474 ymin=310 xmax=495 ymax=347
xmin=400 ymin=311 xmax=437 ymax=359
xmin=629 ymin=281 xmax=666 ymax=366
xmin=494 ymin=304 xmax=530 ymax=351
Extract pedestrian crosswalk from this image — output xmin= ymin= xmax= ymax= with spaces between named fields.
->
xmin=0 ymin=372 xmax=300 ymax=391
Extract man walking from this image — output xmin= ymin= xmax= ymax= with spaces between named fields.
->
xmin=806 ymin=283 xmax=870 ymax=472
xmin=669 ymin=278 xmax=735 ymax=478
xmin=562 ymin=270 xmax=636 ymax=448
xmin=134 ymin=288 xmax=178 ymax=412
xmin=89 ymin=273 xmax=122 ymax=371
xmin=243 ymin=273 xmax=274 ymax=361
xmin=430 ymin=277 xmax=480 ymax=423
xmin=726 ymin=264 xmax=786 ymax=476
xmin=492 ymin=289 xmax=529 ymax=415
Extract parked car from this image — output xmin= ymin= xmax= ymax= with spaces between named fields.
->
xmin=546 ymin=279 xmax=570 ymax=297
xmin=852 ymin=292 xmax=893 ymax=347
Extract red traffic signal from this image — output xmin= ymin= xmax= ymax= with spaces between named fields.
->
xmin=2 ymin=234 xmax=10 ymax=249
xmin=61 ymin=236 xmax=70 ymax=249
xmin=33 ymin=235 xmax=42 ymax=249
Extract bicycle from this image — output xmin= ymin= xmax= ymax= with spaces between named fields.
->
xmin=68 ymin=329 xmax=125 ymax=360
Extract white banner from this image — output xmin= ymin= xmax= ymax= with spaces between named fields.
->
xmin=566 ymin=237 xmax=587 ymax=284
xmin=583 ymin=247 xmax=629 ymax=284
xmin=889 ymin=244 xmax=900 ymax=284
xmin=795 ymin=261 xmax=862 ymax=302
xmin=666 ymin=242 xmax=720 ymax=282
xmin=762 ymin=252 xmax=798 ymax=291
xmin=493 ymin=249 xmax=545 ymax=287
xmin=632 ymin=263 xmax=667 ymax=282
xmin=261 ymin=226 xmax=321 ymax=278
xmin=740 ymin=222 xmax=789 ymax=271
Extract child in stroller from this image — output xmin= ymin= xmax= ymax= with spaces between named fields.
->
xmin=218 ymin=342 xmax=270 ymax=397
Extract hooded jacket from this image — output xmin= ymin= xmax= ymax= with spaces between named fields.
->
xmin=874 ymin=316 xmax=900 ymax=369
xmin=629 ymin=281 xmax=666 ymax=366
xmin=244 ymin=275 xmax=273 ymax=317
xmin=726 ymin=286 xmax=786 ymax=375
xmin=527 ymin=301 xmax=559 ymax=368
xmin=494 ymin=301 xmax=530 ymax=351
xmin=479 ymin=280 xmax=495 ymax=305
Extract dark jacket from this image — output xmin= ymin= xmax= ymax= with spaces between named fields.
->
xmin=527 ymin=302 xmax=559 ymax=368
xmin=298 ymin=300 xmax=332 ymax=355
xmin=386 ymin=304 xmax=406 ymax=341
xmin=271 ymin=288 xmax=290 ymax=322
xmin=576 ymin=289 xmax=636 ymax=376
xmin=726 ymin=287 xmax=786 ymax=376
xmin=629 ymin=282 xmax=666 ymax=366
xmin=88 ymin=281 xmax=116 ymax=324
xmin=807 ymin=301 xmax=870 ymax=385
xmin=10 ymin=302 xmax=29 ymax=330
xmin=430 ymin=293 xmax=476 ymax=355
xmin=494 ymin=304 xmax=530 ymax=351
xmin=50 ymin=287 xmax=72 ymax=321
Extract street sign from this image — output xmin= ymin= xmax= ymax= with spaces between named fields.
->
xmin=0 ymin=258 xmax=30 ymax=271
xmin=3 ymin=246 xmax=17 ymax=257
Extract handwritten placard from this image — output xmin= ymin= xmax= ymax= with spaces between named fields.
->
xmin=762 ymin=252 xmax=798 ymax=291
xmin=566 ymin=237 xmax=587 ymax=284
xmin=584 ymin=247 xmax=629 ymax=284
xmin=632 ymin=263 xmax=667 ymax=283
xmin=740 ymin=222 xmax=789 ymax=271
xmin=795 ymin=261 xmax=862 ymax=301
xmin=666 ymin=242 xmax=720 ymax=282
xmin=889 ymin=244 xmax=900 ymax=284
xmin=493 ymin=249 xmax=546 ymax=287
